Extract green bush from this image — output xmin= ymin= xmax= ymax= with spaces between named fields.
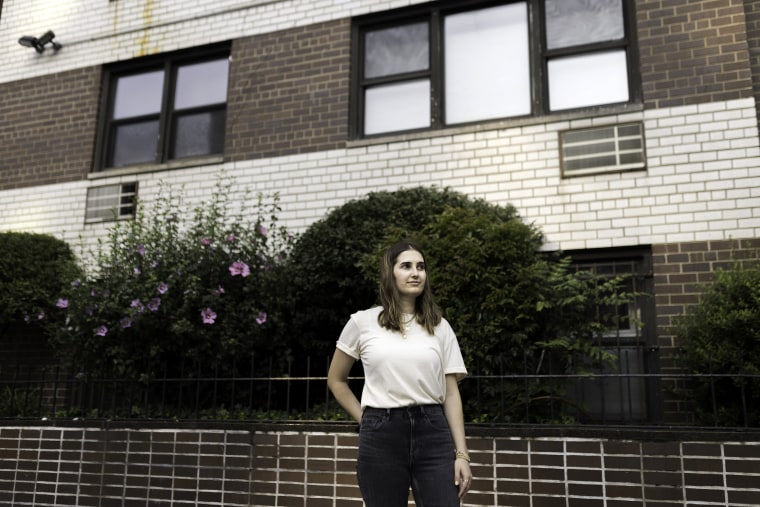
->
xmin=0 ymin=232 xmax=79 ymax=333
xmin=676 ymin=256 xmax=760 ymax=426
xmin=364 ymin=204 xmax=625 ymax=422
xmin=287 ymin=187 xmax=629 ymax=422
xmin=40 ymin=175 xmax=295 ymax=383
xmin=283 ymin=187 xmax=509 ymax=361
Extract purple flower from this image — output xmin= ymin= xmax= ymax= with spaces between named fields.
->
xmin=136 ymin=244 xmax=146 ymax=256
xmin=24 ymin=314 xmax=31 ymax=324
xmin=256 ymin=224 xmax=268 ymax=237
xmin=130 ymin=299 xmax=145 ymax=313
xmin=120 ymin=317 xmax=132 ymax=329
xmin=90 ymin=289 xmax=97 ymax=297
xmin=71 ymin=279 xmax=81 ymax=288
xmin=201 ymin=308 xmax=217 ymax=324
xmin=95 ymin=325 xmax=108 ymax=337
xmin=227 ymin=234 xmax=236 ymax=243
xmin=133 ymin=266 xmax=141 ymax=276
xmin=201 ymin=238 xmax=211 ymax=247
xmin=147 ymin=298 xmax=161 ymax=312
xmin=157 ymin=282 xmax=168 ymax=294
xmin=37 ymin=311 xmax=45 ymax=320
xmin=229 ymin=261 xmax=250 ymax=277
xmin=214 ymin=285 xmax=225 ymax=295
xmin=56 ymin=298 xmax=69 ymax=309
xmin=255 ymin=311 xmax=267 ymax=325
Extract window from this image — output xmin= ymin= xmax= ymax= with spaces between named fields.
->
xmin=351 ymin=0 xmax=638 ymax=137
xmin=543 ymin=0 xmax=631 ymax=111
xmin=96 ymin=44 xmax=230 ymax=171
xmin=566 ymin=248 xmax=659 ymax=423
xmin=85 ymin=183 xmax=138 ymax=223
xmin=560 ymin=122 xmax=645 ymax=177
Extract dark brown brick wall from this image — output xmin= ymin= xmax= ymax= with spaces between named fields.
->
xmin=0 ymin=66 xmax=100 ymax=191
xmin=637 ymin=0 xmax=754 ymax=109
xmin=225 ymin=19 xmax=350 ymax=162
xmin=0 ymin=19 xmax=350 ymax=193
xmin=0 ymin=425 xmax=758 ymax=507
xmin=743 ymin=0 xmax=760 ymax=121
xmin=652 ymin=238 xmax=760 ymax=421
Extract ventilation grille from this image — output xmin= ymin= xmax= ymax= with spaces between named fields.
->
xmin=85 ymin=183 xmax=138 ymax=223
xmin=560 ymin=123 xmax=645 ymax=177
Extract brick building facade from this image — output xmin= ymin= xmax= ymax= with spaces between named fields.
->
xmin=0 ymin=1 xmax=759 ymax=504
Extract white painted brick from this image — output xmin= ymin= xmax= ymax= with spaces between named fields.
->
xmin=2 ymin=7 xmax=759 ymax=255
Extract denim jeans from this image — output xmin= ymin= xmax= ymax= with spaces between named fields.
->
xmin=357 ymin=404 xmax=459 ymax=507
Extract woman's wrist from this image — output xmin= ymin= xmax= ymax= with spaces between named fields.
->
xmin=454 ymin=450 xmax=470 ymax=462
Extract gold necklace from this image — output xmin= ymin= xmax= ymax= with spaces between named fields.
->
xmin=401 ymin=315 xmax=414 ymax=340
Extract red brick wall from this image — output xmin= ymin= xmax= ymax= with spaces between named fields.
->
xmin=637 ymin=0 xmax=755 ymax=109
xmin=0 ymin=67 xmax=100 ymax=191
xmin=0 ymin=424 xmax=758 ymax=507
xmin=225 ymin=19 xmax=350 ymax=162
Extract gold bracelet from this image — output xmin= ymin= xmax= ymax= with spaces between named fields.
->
xmin=455 ymin=450 xmax=470 ymax=462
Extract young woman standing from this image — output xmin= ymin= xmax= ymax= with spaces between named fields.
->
xmin=328 ymin=240 xmax=472 ymax=506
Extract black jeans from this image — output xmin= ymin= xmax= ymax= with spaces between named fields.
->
xmin=357 ymin=404 xmax=459 ymax=507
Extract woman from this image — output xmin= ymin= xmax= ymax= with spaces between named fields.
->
xmin=327 ymin=239 xmax=472 ymax=506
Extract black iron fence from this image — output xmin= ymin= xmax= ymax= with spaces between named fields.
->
xmin=1 ymin=359 xmax=758 ymax=428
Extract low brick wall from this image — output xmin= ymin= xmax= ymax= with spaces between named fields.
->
xmin=0 ymin=422 xmax=758 ymax=506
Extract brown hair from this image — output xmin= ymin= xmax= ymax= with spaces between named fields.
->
xmin=377 ymin=239 xmax=442 ymax=334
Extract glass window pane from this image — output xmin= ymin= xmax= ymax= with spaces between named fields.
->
xmin=172 ymin=110 xmax=226 ymax=158
xmin=174 ymin=58 xmax=229 ymax=109
xmin=113 ymin=71 xmax=164 ymax=119
xmin=445 ymin=3 xmax=530 ymax=124
xmin=545 ymin=0 xmax=624 ymax=49
xmin=364 ymin=80 xmax=430 ymax=135
xmin=548 ymin=50 xmax=628 ymax=110
xmin=111 ymin=120 xmax=159 ymax=167
xmin=364 ymin=22 xmax=429 ymax=79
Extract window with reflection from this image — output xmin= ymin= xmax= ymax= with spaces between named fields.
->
xmin=97 ymin=45 xmax=229 ymax=170
xmin=352 ymin=0 xmax=637 ymax=137
xmin=544 ymin=0 xmax=630 ymax=111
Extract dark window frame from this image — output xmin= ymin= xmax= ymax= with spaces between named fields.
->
xmin=93 ymin=42 xmax=230 ymax=172
xmin=350 ymin=0 xmax=640 ymax=139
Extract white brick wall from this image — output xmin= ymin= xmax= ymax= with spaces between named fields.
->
xmin=2 ymin=98 xmax=759 ymax=253
xmin=0 ymin=0 xmax=432 ymax=84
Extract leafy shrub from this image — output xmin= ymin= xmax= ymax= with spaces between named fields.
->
xmin=0 ymin=232 xmax=79 ymax=334
xmin=676 ymin=256 xmax=760 ymax=426
xmin=283 ymin=187 xmax=508 ymax=361
xmin=39 ymin=176 xmax=295 ymax=385
xmin=288 ymin=187 xmax=629 ymax=422
xmin=364 ymin=204 xmax=626 ymax=422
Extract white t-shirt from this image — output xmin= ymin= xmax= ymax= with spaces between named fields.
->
xmin=336 ymin=306 xmax=467 ymax=409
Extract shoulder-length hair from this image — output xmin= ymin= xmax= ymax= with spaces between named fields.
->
xmin=377 ymin=239 xmax=442 ymax=335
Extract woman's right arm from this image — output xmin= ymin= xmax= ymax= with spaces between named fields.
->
xmin=327 ymin=348 xmax=362 ymax=423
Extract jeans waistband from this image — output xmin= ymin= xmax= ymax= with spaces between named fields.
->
xmin=364 ymin=404 xmax=442 ymax=417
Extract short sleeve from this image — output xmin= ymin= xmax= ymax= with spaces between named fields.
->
xmin=440 ymin=318 xmax=467 ymax=381
xmin=335 ymin=315 xmax=361 ymax=360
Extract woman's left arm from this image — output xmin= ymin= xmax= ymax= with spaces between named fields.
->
xmin=443 ymin=373 xmax=472 ymax=499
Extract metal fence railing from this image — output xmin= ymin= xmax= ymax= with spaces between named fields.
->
xmin=0 ymin=360 xmax=758 ymax=428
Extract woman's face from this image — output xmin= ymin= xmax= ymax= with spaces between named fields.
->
xmin=393 ymin=249 xmax=427 ymax=301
